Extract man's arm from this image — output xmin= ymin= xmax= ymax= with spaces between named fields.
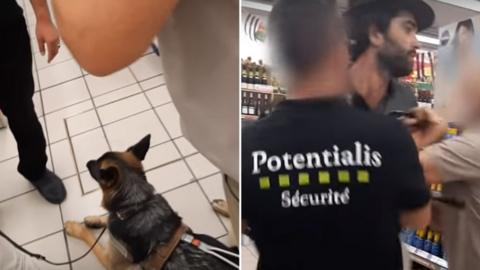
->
xmin=419 ymin=152 xmax=443 ymax=184
xmin=52 ymin=0 xmax=179 ymax=76
xmin=30 ymin=0 xmax=60 ymax=63
xmin=400 ymin=202 xmax=431 ymax=229
xmin=387 ymin=120 xmax=432 ymax=229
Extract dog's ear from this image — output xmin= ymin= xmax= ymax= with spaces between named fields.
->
xmin=99 ymin=166 xmax=119 ymax=187
xmin=127 ymin=134 xmax=151 ymax=161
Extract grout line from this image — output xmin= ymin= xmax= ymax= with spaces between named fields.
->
xmin=20 ymin=228 xmax=64 ymax=247
xmin=64 ymin=118 xmax=87 ymax=195
xmin=58 ymin=204 xmax=74 ymax=270
xmin=141 ymin=82 xmax=167 ymax=93
xmin=39 ymin=74 xmax=84 ymax=92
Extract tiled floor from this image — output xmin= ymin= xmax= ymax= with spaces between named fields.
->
xmin=0 ymin=1 xmax=234 ymax=269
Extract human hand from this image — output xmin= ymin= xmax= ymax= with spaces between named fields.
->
xmin=402 ymin=108 xmax=448 ymax=149
xmin=36 ymin=19 xmax=60 ymax=63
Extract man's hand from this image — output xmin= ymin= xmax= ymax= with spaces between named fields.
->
xmin=403 ymin=108 xmax=448 ymax=149
xmin=36 ymin=18 xmax=60 ymax=63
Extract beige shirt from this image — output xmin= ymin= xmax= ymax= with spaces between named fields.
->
xmin=158 ymin=0 xmax=239 ymax=181
xmin=424 ymin=131 xmax=480 ymax=270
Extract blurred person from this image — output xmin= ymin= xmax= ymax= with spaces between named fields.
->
xmin=345 ymin=0 xmax=435 ymax=113
xmin=50 ymin=0 xmax=239 ymax=245
xmin=0 ymin=237 xmax=40 ymax=270
xmin=0 ymin=0 xmax=65 ymax=204
xmin=242 ymin=1 xmax=430 ymax=269
xmin=406 ymin=74 xmax=480 ymax=270
xmin=453 ymin=19 xmax=475 ymax=52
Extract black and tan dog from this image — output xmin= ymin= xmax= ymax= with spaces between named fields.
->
xmin=64 ymin=135 xmax=237 ymax=270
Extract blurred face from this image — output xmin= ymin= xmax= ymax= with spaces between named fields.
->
xmin=457 ymin=25 xmax=474 ymax=48
xmin=377 ymin=11 xmax=419 ymax=77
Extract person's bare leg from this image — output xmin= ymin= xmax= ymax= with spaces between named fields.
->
xmin=64 ymin=221 xmax=110 ymax=269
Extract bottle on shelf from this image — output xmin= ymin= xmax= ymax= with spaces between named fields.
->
xmin=423 ymin=229 xmax=434 ymax=253
xmin=413 ymin=229 xmax=426 ymax=249
xmin=241 ymin=91 xmax=249 ymax=115
xmin=241 ymin=61 xmax=248 ymax=89
xmin=248 ymin=92 xmax=256 ymax=115
xmin=431 ymin=232 xmax=442 ymax=257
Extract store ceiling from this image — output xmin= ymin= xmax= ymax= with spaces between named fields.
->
xmin=244 ymin=0 xmax=479 ymax=37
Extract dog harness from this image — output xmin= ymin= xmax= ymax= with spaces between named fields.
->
xmin=110 ymin=223 xmax=239 ymax=269
xmin=109 ymin=223 xmax=189 ymax=270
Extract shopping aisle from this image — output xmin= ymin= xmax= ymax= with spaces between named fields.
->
xmin=0 ymin=1 xmax=234 ymax=269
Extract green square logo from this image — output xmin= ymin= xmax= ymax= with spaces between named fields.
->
xmin=298 ymin=173 xmax=310 ymax=186
xmin=279 ymin=175 xmax=290 ymax=188
xmin=338 ymin=171 xmax=350 ymax=183
xmin=319 ymin=171 xmax=330 ymax=184
xmin=259 ymin=177 xmax=270 ymax=190
xmin=357 ymin=170 xmax=370 ymax=183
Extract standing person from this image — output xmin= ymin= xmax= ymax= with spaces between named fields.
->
xmin=242 ymin=1 xmax=431 ymax=269
xmin=405 ymin=74 xmax=480 ymax=270
xmin=51 ymin=0 xmax=239 ymax=245
xmin=345 ymin=0 xmax=435 ymax=113
xmin=0 ymin=0 xmax=65 ymax=204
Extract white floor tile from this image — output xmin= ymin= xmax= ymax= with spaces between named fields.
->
xmin=163 ymin=183 xmax=226 ymax=238
xmin=0 ymin=158 xmax=34 ymax=202
xmin=33 ymin=92 xmax=43 ymax=116
xmin=34 ymin=46 xmax=73 ymax=70
xmin=139 ymin=75 xmax=166 ymax=90
xmin=143 ymin=142 xmax=181 ymax=171
xmin=42 ymin=78 xmax=90 ymax=114
xmin=174 ymin=137 xmax=198 ymax=156
xmin=66 ymin=109 xmax=101 ymax=137
xmin=85 ymin=68 xmax=136 ymax=97
xmin=23 ymin=232 xmax=70 ymax=270
xmin=71 ymin=128 xmax=110 ymax=173
xmin=0 ymin=191 xmax=63 ymax=245
xmin=130 ymin=54 xmax=164 ymax=81
xmin=217 ymin=234 xmax=236 ymax=248
xmin=33 ymin=69 xmax=40 ymax=91
xmin=146 ymin=85 xmax=172 ymax=107
xmin=242 ymin=244 xmax=259 ymax=270
xmin=45 ymin=100 xmax=94 ymax=143
xmin=155 ymin=103 xmax=182 ymax=138
xmin=199 ymin=173 xmax=225 ymax=201
xmin=147 ymin=160 xmax=193 ymax=193
xmin=50 ymin=139 xmax=77 ymax=179
xmin=93 ymin=84 xmax=142 ymax=107
xmin=104 ymin=110 xmax=169 ymax=150
xmin=80 ymin=171 xmax=100 ymax=194
xmin=97 ymin=93 xmax=150 ymax=125
xmin=185 ymin=153 xmax=219 ymax=179
xmin=60 ymin=176 xmax=106 ymax=223
xmin=0 ymin=126 xmax=18 ymax=162
xmin=68 ymin=226 xmax=109 ymax=270
xmin=199 ymin=173 xmax=232 ymax=231
xmin=38 ymin=59 xmax=82 ymax=89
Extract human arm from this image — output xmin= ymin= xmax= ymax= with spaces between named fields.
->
xmin=30 ymin=0 xmax=60 ymax=63
xmin=51 ymin=0 xmax=179 ymax=76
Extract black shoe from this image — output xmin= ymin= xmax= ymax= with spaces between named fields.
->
xmin=31 ymin=169 xmax=67 ymax=204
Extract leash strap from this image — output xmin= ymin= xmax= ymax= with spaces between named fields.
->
xmin=0 ymin=227 xmax=107 ymax=266
xmin=181 ymin=234 xmax=239 ymax=269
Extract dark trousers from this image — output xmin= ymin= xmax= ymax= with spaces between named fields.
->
xmin=0 ymin=17 xmax=47 ymax=181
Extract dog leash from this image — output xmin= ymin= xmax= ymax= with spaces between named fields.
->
xmin=181 ymin=234 xmax=240 ymax=269
xmin=0 ymin=227 xmax=107 ymax=266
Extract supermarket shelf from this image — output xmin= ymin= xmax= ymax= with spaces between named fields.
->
xmin=242 ymin=88 xmax=274 ymax=94
xmin=405 ymin=243 xmax=448 ymax=270
xmin=242 ymin=115 xmax=259 ymax=121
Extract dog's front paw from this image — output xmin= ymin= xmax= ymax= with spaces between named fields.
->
xmin=65 ymin=221 xmax=87 ymax=238
xmin=84 ymin=215 xmax=107 ymax=229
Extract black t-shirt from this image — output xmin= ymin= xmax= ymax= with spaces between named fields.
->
xmin=242 ymin=98 xmax=430 ymax=270
xmin=1 ymin=0 xmax=24 ymax=25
